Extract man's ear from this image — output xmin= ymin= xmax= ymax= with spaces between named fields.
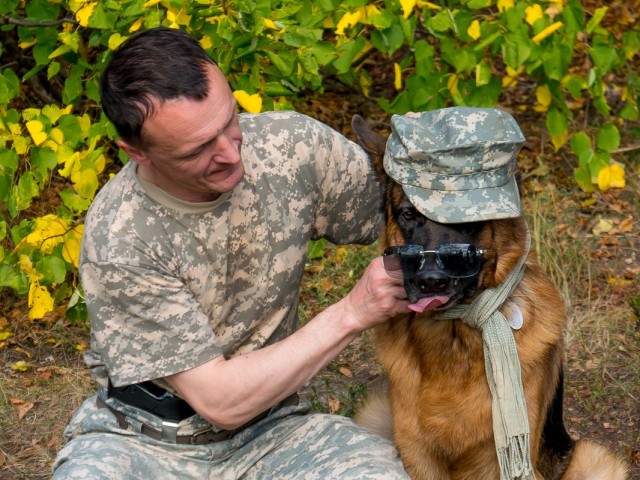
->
xmin=116 ymin=140 xmax=150 ymax=166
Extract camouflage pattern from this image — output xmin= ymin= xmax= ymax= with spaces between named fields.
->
xmin=54 ymin=110 xmax=403 ymax=476
xmin=80 ymin=110 xmax=382 ymax=389
xmin=383 ymin=107 xmax=525 ymax=224
xmin=52 ymin=392 xmax=409 ymax=479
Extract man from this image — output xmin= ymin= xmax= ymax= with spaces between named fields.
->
xmin=53 ymin=27 xmax=411 ymax=479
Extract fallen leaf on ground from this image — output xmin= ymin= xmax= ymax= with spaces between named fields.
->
xmin=10 ymin=399 xmax=35 ymax=420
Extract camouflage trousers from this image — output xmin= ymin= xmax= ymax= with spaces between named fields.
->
xmin=52 ymin=390 xmax=409 ymax=479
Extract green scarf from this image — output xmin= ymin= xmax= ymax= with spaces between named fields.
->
xmin=434 ymin=226 xmax=535 ymax=480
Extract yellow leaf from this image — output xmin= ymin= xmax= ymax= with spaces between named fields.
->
xmin=532 ymin=21 xmax=563 ymax=44
xmin=263 ymin=18 xmax=280 ymax=30
xmin=336 ymin=10 xmax=362 ymax=35
xmin=0 ymin=331 xmax=12 ymax=341
xmin=72 ymin=168 xmax=99 ymax=199
xmin=28 ymin=283 xmax=55 ymax=320
xmin=9 ymin=123 xmax=22 ymax=135
xmin=12 ymin=136 xmax=29 ymax=155
xmin=592 ymin=218 xmax=614 ymax=236
xmin=18 ymin=255 xmax=41 ymax=281
xmin=597 ymin=163 xmax=625 ymax=192
xmin=525 ymin=4 xmax=543 ymax=26
xmin=607 ymin=277 xmax=632 ymax=287
xmin=12 ymin=360 xmax=32 ymax=372
xmin=63 ymin=225 xmax=84 ymax=268
xmin=394 ymin=63 xmax=403 ymax=91
xmin=447 ymin=74 xmax=460 ymax=97
xmin=26 ymin=120 xmax=47 ymax=146
xmin=416 ymin=0 xmax=441 ymax=9
xmin=467 ymin=19 xmax=481 ymax=40
xmin=143 ymin=0 xmax=161 ymax=7
xmin=50 ymin=127 xmax=64 ymax=145
xmin=75 ymin=2 xmax=96 ymax=28
xmin=129 ymin=17 xmax=144 ymax=32
xmin=108 ymin=33 xmax=127 ymax=51
xmin=233 ymin=90 xmax=263 ymax=114
xmin=535 ymin=85 xmax=551 ymax=107
xmin=23 ymin=108 xmax=42 ymax=121
xmin=200 ymin=36 xmax=213 ymax=50
xmin=550 ymin=131 xmax=567 ymax=151
xmin=502 ymin=76 xmax=517 ymax=88
xmin=20 ymin=215 xmax=68 ymax=254
xmin=360 ymin=5 xmax=381 ymax=21
xmin=19 ymin=40 xmax=38 ymax=49
xmin=399 ymin=0 xmax=416 ymax=18
xmin=497 ymin=0 xmax=514 ymax=13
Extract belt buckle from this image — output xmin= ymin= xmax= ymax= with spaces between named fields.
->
xmin=190 ymin=426 xmax=217 ymax=445
xmin=160 ymin=420 xmax=180 ymax=443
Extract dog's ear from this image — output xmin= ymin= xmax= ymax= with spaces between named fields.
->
xmin=351 ymin=114 xmax=388 ymax=183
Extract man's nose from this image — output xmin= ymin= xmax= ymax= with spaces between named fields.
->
xmin=214 ymin=133 xmax=242 ymax=164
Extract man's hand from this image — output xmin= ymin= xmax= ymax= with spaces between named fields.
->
xmin=341 ymin=256 xmax=410 ymax=332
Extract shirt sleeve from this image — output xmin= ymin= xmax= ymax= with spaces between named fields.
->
xmin=280 ymin=113 xmax=384 ymax=244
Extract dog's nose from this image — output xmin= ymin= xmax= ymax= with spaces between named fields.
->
xmin=414 ymin=271 xmax=450 ymax=294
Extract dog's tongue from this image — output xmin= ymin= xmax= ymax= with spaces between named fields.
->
xmin=408 ymin=296 xmax=450 ymax=313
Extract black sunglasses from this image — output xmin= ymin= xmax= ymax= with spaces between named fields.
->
xmin=382 ymin=244 xmax=493 ymax=279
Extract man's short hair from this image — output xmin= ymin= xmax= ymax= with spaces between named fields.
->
xmin=100 ymin=27 xmax=216 ymax=147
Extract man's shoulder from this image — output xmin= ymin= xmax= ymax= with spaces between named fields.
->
xmin=240 ymin=111 xmax=329 ymax=136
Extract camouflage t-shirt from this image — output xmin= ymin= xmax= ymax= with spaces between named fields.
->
xmin=80 ymin=111 xmax=382 ymax=388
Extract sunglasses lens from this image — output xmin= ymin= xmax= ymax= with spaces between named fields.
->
xmin=436 ymin=244 xmax=482 ymax=278
xmin=383 ymin=245 xmax=424 ymax=278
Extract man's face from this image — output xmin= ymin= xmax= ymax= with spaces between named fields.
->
xmin=119 ymin=64 xmax=245 ymax=203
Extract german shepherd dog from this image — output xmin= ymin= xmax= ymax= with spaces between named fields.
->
xmin=351 ymin=114 xmax=628 ymax=480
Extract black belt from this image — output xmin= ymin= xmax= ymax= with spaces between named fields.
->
xmin=98 ymin=382 xmax=299 ymax=445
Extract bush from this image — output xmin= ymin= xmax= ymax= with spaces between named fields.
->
xmin=0 ymin=0 xmax=637 ymax=321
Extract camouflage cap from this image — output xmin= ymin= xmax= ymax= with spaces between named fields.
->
xmin=383 ymin=107 xmax=525 ymax=223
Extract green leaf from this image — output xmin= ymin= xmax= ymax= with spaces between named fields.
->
xmin=467 ymin=0 xmax=492 ymax=9
xmin=16 ymin=172 xmax=40 ymax=211
xmin=308 ymin=239 xmax=326 ymax=260
xmin=0 ymin=69 xmax=20 ymax=103
xmin=622 ymin=30 xmax=640 ymax=59
xmin=0 ymin=174 xmax=9 ymax=202
xmin=333 ymin=38 xmax=365 ymax=74
xmin=573 ymin=163 xmax=594 ymax=192
xmin=430 ymin=10 xmax=453 ymax=33
xmin=0 ymin=264 xmax=28 ymax=295
xmin=36 ymin=255 xmax=67 ymax=285
xmin=0 ymin=148 xmax=19 ymax=175
xmin=587 ymin=151 xmax=610 ymax=182
xmin=586 ymin=7 xmax=608 ymax=34
xmin=370 ymin=24 xmax=405 ymax=56
xmin=264 ymin=50 xmax=294 ymax=76
xmin=545 ymin=108 xmax=568 ymax=150
xmin=57 ymin=114 xmax=83 ymax=146
xmin=30 ymin=147 xmax=58 ymax=184
xmin=589 ymin=44 xmax=619 ymax=74
xmin=59 ymin=189 xmax=92 ymax=212
xmin=569 ymin=132 xmax=592 ymax=157
xmin=63 ymin=65 xmax=85 ymax=104
xmin=595 ymin=124 xmax=620 ymax=152
xmin=88 ymin=4 xmax=117 ymax=29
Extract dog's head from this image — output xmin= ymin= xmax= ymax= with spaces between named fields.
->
xmin=352 ymin=111 xmax=527 ymax=313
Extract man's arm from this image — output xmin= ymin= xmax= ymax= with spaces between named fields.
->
xmin=165 ymin=256 xmax=408 ymax=429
